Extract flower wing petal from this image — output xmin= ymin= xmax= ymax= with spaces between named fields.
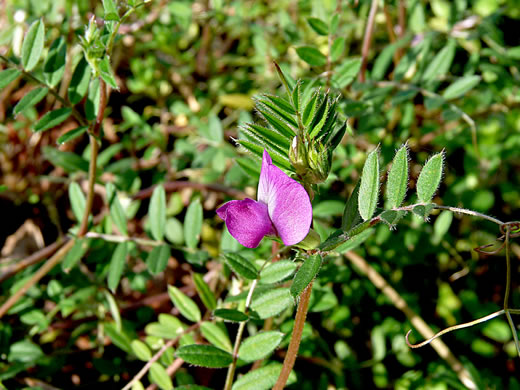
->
xmin=216 ymin=198 xmax=274 ymax=248
xmin=258 ymin=150 xmax=312 ymax=245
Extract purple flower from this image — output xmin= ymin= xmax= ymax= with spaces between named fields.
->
xmin=217 ymin=150 xmax=313 ymax=248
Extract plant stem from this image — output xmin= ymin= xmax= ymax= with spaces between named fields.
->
xmin=359 ymin=0 xmax=378 ymax=82
xmin=0 ymin=238 xmax=69 ymax=283
xmin=432 ymin=205 xmax=503 ymax=225
xmin=273 ymin=281 xmax=313 ymax=390
xmin=223 ymin=279 xmax=258 ymax=390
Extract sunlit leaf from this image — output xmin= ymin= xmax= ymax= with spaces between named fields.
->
xmin=22 ymin=19 xmax=45 ymax=71
xmin=184 ymin=198 xmax=203 ymax=248
xmin=416 ymin=152 xmax=444 ymax=203
xmin=175 ymin=344 xmax=232 ymax=368
xmin=250 ymin=288 xmax=293 ymax=319
xmin=385 ymin=144 xmax=409 ymax=208
xmin=33 ymin=108 xmax=72 ymax=132
xmin=193 ymin=273 xmax=217 ymax=311
xmin=442 ymin=75 xmax=480 ymax=100
xmin=239 ymin=331 xmax=284 ymax=362
xmin=14 ymin=87 xmax=48 ymax=115
xmin=290 ymin=255 xmax=321 ymax=298
xmin=149 ymin=185 xmax=166 ymax=241
xmin=146 ymin=245 xmax=170 ymax=275
xmin=200 ymin=322 xmax=232 ymax=352
xmin=296 ymin=46 xmax=327 ymax=67
xmin=149 ymin=362 xmax=173 ymax=390
xmin=108 ymin=242 xmax=127 ymax=293
xmin=168 ymin=285 xmax=201 ymax=322
xmin=224 ymin=253 xmax=258 ymax=280
xmin=358 ymin=147 xmax=380 ymax=221
xmin=259 ymin=260 xmax=297 ymax=284
xmin=0 ymin=69 xmax=21 ymax=90
xmin=232 ymin=363 xmax=296 ymax=390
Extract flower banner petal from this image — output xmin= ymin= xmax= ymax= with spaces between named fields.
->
xmin=217 ymin=198 xmax=275 ymax=248
xmin=258 ymin=150 xmax=312 ymax=245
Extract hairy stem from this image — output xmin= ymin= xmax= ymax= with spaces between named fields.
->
xmin=359 ymin=0 xmax=378 ymax=82
xmin=273 ymin=281 xmax=313 ymax=390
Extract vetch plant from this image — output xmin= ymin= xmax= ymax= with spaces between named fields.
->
xmin=1 ymin=2 xmax=519 ymax=389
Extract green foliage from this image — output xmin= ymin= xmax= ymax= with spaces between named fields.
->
xmin=0 ymin=1 xmax=519 ymax=389
xmin=385 ymin=145 xmax=409 ymax=209
xmin=21 ymin=19 xmax=44 ymax=71
xmin=358 ymin=147 xmax=380 ymax=221
xmin=223 ymin=253 xmax=258 ymax=280
xmin=231 ymin=363 xmax=296 ymax=390
xmin=167 ymin=286 xmax=201 ymax=323
xmin=238 ymin=331 xmax=284 ymax=362
xmin=149 ymin=185 xmax=166 ymax=242
xmin=33 ymin=108 xmax=72 ymax=132
xmin=290 ymin=255 xmax=322 ymax=298
xmin=250 ymin=288 xmax=293 ymax=319
xmin=175 ymin=345 xmax=233 ymax=368
xmin=416 ymin=152 xmax=444 ymax=203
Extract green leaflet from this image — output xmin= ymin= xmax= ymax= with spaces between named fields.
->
xmin=200 ymin=322 xmax=232 ymax=352
xmin=416 ymin=152 xmax=444 ymax=203
xmin=358 ymin=147 xmax=380 ymax=221
xmin=385 ymin=144 xmax=409 ymax=209
xmin=290 ymin=255 xmax=322 ymax=298
xmin=223 ymin=253 xmax=258 ymax=280
xmin=33 ymin=108 xmax=72 ymax=132
xmin=108 ymin=242 xmax=127 ymax=293
xmin=149 ymin=185 xmax=166 ymax=241
xmin=167 ymin=285 xmax=201 ymax=322
xmin=22 ymin=19 xmax=45 ymax=71
xmin=175 ymin=344 xmax=232 ymax=368
xmin=296 ymin=46 xmax=327 ymax=67
xmin=146 ymin=245 xmax=170 ymax=275
xmin=259 ymin=260 xmax=297 ymax=284
xmin=250 ymin=288 xmax=293 ymax=319
xmin=238 ymin=331 xmax=284 ymax=362
xmin=213 ymin=308 xmax=249 ymax=322
xmin=0 ymin=69 xmax=21 ymax=90
xmin=149 ymin=362 xmax=173 ymax=390
xmin=232 ymin=363 xmax=296 ymax=390
xmin=184 ymin=199 xmax=203 ymax=249
xmin=192 ymin=273 xmax=217 ymax=311
xmin=14 ymin=87 xmax=48 ymax=115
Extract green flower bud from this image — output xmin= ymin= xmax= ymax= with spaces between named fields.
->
xmin=307 ymin=142 xmax=332 ymax=183
xmin=289 ymin=136 xmax=332 ymax=185
xmin=289 ymin=136 xmax=308 ymax=177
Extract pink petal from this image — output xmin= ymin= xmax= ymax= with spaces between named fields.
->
xmin=257 ymin=150 xmax=312 ymax=245
xmin=216 ymin=198 xmax=275 ymax=248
